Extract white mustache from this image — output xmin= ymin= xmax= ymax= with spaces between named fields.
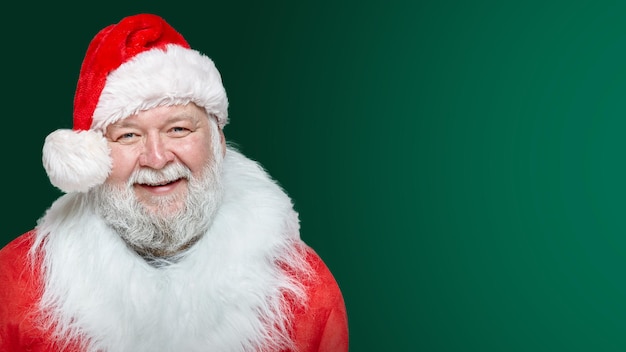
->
xmin=129 ymin=163 xmax=192 ymax=186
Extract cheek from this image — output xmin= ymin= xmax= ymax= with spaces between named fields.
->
xmin=106 ymin=146 xmax=138 ymax=185
xmin=175 ymin=137 xmax=215 ymax=175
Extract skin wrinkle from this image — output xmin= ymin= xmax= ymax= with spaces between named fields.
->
xmin=91 ymin=103 xmax=225 ymax=261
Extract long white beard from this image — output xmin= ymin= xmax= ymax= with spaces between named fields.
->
xmin=91 ymin=158 xmax=223 ymax=261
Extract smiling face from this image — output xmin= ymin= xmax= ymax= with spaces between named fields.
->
xmin=92 ymin=103 xmax=226 ymax=259
xmin=104 ymin=103 xmax=224 ymax=215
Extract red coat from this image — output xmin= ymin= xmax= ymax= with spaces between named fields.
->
xmin=0 ymin=231 xmax=349 ymax=352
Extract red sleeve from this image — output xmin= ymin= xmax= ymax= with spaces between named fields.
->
xmin=291 ymin=246 xmax=349 ymax=352
xmin=0 ymin=232 xmax=53 ymax=352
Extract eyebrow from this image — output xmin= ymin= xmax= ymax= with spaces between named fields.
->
xmin=108 ymin=113 xmax=200 ymax=130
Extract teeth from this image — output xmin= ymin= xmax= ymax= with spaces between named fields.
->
xmin=145 ymin=180 xmax=171 ymax=186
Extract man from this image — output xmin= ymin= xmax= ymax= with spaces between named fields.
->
xmin=0 ymin=13 xmax=348 ymax=352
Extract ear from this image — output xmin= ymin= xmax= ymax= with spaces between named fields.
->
xmin=219 ymin=129 xmax=226 ymax=157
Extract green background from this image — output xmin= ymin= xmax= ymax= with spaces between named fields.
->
xmin=4 ymin=1 xmax=626 ymax=350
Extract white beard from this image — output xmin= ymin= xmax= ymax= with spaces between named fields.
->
xmin=31 ymin=148 xmax=311 ymax=352
xmin=91 ymin=158 xmax=223 ymax=262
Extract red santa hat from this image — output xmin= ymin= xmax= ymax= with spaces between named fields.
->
xmin=42 ymin=13 xmax=228 ymax=193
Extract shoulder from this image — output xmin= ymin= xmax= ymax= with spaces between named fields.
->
xmin=302 ymin=246 xmax=346 ymax=308
xmin=0 ymin=231 xmax=39 ymax=285
xmin=0 ymin=231 xmax=50 ymax=351
xmin=0 ymin=231 xmax=42 ymax=313
xmin=290 ymin=245 xmax=349 ymax=352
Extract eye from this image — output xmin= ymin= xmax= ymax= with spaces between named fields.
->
xmin=110 ymin=131 xmax=140 ymax=144
xmin=169 ymin=126 xmax=192 ymax=137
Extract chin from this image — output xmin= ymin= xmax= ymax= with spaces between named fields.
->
xmin=137 ymin=190 xmax=188 ymax=215
xmin=144 ymin=200 xmax=186 ymax=218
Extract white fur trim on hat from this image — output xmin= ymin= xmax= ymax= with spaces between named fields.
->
xmin=91 ymin=44 xmax=229 ymax=132
xmin=42 ymin=129 xmax=111 ymax=193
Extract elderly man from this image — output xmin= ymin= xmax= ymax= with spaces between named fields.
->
xmin=0 ymin=13 xmax=348 ymax=352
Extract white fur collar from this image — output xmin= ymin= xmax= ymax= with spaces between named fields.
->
xmin=32 ymin=148 xmax=310 ymax=352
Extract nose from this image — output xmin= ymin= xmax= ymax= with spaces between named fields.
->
xmin=138 ymin=133 xmax=174 ymax=169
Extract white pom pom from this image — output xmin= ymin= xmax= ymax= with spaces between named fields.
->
xmin=42 ymin=129 xmax=112 ymax=193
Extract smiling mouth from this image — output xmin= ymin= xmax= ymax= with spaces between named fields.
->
xmin=137 ymin=178 xmax=184 ymax=188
